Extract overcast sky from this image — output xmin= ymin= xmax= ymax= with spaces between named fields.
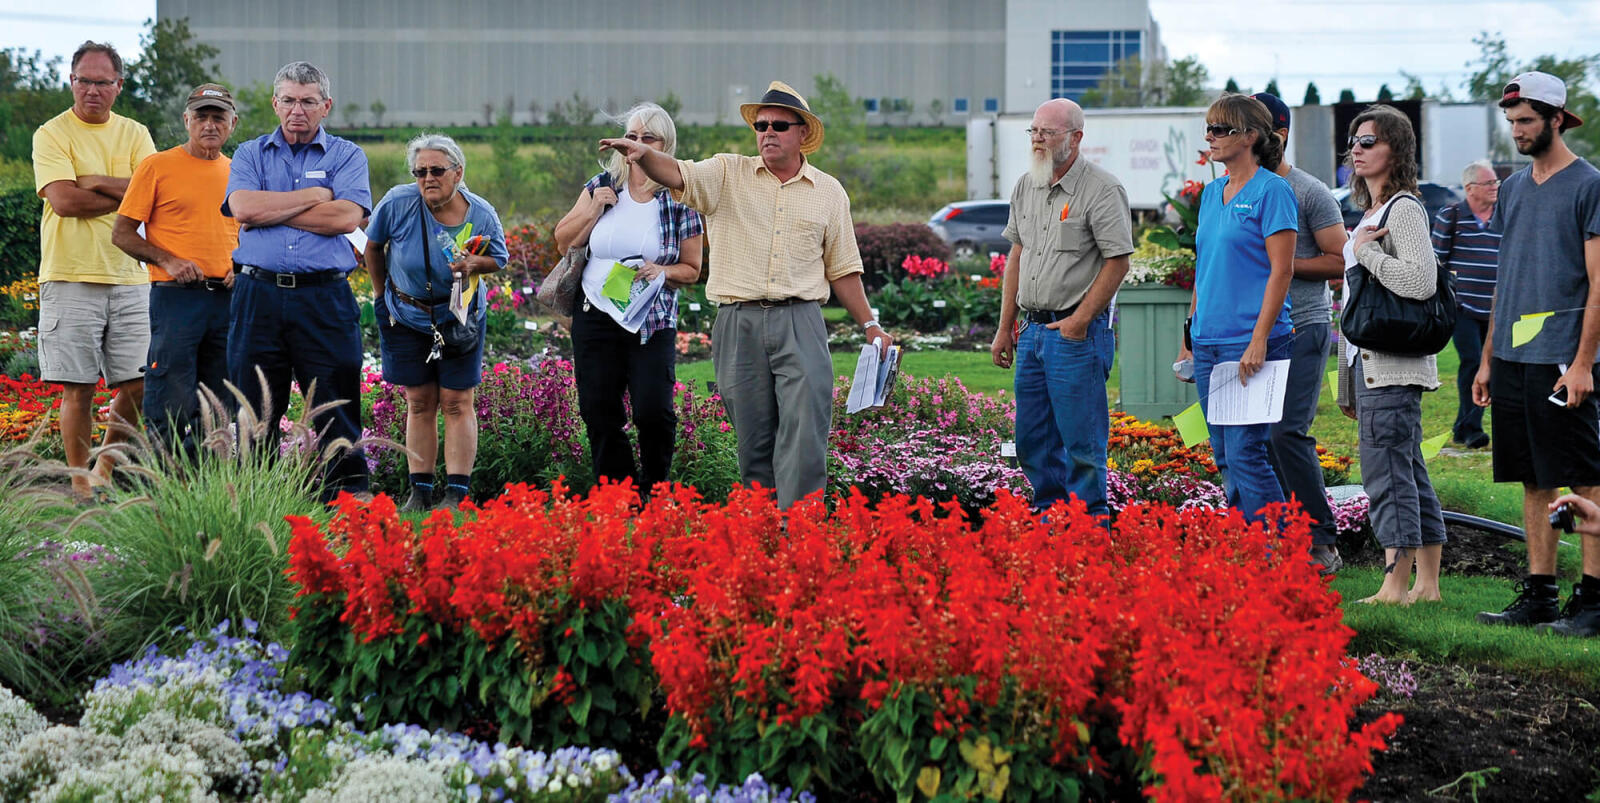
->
xmin=3 ymin=0 xmax=1598 ymax=102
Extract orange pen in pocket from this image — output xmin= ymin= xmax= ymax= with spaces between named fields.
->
xmin=1059 ymin=202 xmax=1070 ymax=221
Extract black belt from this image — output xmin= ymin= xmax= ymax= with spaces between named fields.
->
xmin=1023 ymin=304 xmax=1080 ymax=324
xmin=722 ymin=297 xmax=812 ymax=309
xmin=386 ymin=277 xmax=447 ymax=311
xmin=237 ymin=264 xmax=346 ymax=288
xmin=153 ymin=278 xmax=230 ymax=291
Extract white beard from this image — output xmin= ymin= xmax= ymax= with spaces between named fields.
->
xmin=1028 ymin=149 xmax=1057 ymax=186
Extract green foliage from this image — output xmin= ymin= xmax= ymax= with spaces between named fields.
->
xmin=1263 ymin=78 xmax=1281 ymax=98
xmin=0 ymin=185 xmax=42 ymax=287
xmin=0 ymin=48 xmax=71 ymax=161
xmin=1164 ymin=57 xmax=1211 ymax=107
xmin=853 ymin=222 xmax=951 ymax=291
xmin=117 ymin=17 xmax=222 ymax=147
xmin=1081 ymin=55 xmax=1149 ymax=108
xmin=872 ymin=275 xmax=999 ymax=333
xmin=1377 ymin=84 xmax=1395 ymax=102
xmin=1305 ymin=82 xmax=1322 ymax=105
xmin=369 ymin=98 xmax=387 ymax=127
xmin=658 ymin=704 xmax=867 ymax=797
xmin=1339 ymin=88 xmax=1357 ymax=104
xmin=231 ymin=81 xmax=279 ymax=143
xmin=1224 ymin=77 xmax=1241 ymax=94
xmin=1464 ymin=31 xmax=1517 ymax=102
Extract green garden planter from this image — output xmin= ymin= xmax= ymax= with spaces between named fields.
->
xmin=1115 ymin=283 xmax=1197 ymax=421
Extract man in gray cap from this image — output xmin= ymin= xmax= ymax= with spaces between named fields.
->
xmin=599 ymin=80 xmax=891 ymax=509
xmin=112 ymin=83 xmax=240 ymax=452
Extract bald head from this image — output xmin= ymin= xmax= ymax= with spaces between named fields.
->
xmin=1036 ymin=98 xmax=1084 ymax=132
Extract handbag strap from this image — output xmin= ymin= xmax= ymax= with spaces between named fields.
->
xmin=416 ymin=202 xmax=439 ymax=331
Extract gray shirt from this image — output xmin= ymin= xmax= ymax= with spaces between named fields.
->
xmin=1284 ymin=166 xmax=1344 ymax=328
xmin=1003 ymin=156 xmax=1135 ymax=312
xmin=1489 ymin=159 xmax=1600 ymax=364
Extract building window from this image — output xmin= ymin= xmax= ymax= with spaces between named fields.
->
xmin=983 ymin=97 xmax=999 ymax=113
xmin=863 ymin=98 xmax=880 ymax=114
xmin=952 ymin=97 xmax=969 ymax=114
xmin=1049 ymin=29 xmax=1143 ymax=101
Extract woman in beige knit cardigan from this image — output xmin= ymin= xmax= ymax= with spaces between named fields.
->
xmin=1336 ymin=104 xmax=1447 ymax=605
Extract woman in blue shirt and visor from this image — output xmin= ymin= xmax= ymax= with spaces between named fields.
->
xmin=1176 ymin=93 xmax=1298 ymax=522
xmin=364 ymin=133 xmax=508 ymax=512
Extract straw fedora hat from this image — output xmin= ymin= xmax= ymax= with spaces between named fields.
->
xmin=739 ymin=80 xmax=825 ymax=154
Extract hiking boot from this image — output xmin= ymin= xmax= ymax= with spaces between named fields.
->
xmin=399 ymin=487 xmax=432 ymax=513
xmin=432 ymin=487 xmax=468 ymax=511
xmin=1456 ymin=432 xmax=1490 ymax=449
xmin=1475 ymin=578 xmax=1561 ymax=627
xmin=1310 ymin=544 xmax=1343 ymax=576
xmin=1538 ymin=585 xmax=1600 ymax=638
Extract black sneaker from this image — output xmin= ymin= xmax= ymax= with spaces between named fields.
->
xmin=1538 ymin=585 xmax=1600 ymax=638
xmin=1456 ymin=432 xmax=1490 ymax=449
xmin=399 ymin=487 xmax=432 ymax=513
xmin=1476 ymin=578 xmax=1561 ymax=627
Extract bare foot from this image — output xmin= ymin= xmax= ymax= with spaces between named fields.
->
xmin=1358 ymin=591 xmax=1412 ymax=605
xmin=1406 ymin=589 xmax=1443 ymax=604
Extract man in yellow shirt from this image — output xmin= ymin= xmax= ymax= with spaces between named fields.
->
xmin=32 ymin=41 xmax=156 ymax=500
xmin=600 ymin=80 xmax=891 ymax=508
xmin=113 ymin=83 xmax=240 ymax=454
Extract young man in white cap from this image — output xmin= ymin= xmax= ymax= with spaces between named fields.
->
xmin=113 ymin=83 xmax=240 ymax=454
xmin=1473 ymin=71 xmax=1600 ymax=637
xmin=599 ymin=81 xmax=891 ymax=508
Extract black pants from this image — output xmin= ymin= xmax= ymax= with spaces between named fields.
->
xmin=571 ymin=301 xmax=678 ymax=493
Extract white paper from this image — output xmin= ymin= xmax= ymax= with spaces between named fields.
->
xmin=1204 ymin=360 xmax=1291 ymax=425
xmin=344 ymin=228 xmax=368 ymax=253
xmin=578 ymin=259 xmax=666 ymax=334
xmin=846 ymin=341 xmax=900 ymax=414
xmin=449 ymin=275 xmax=467 ymax=324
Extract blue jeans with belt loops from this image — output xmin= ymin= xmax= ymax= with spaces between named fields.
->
xmin=1013 ymin=311 xmax=1115 ymax=517
xmin=1194 ymin=333 xmax=1293 ymax=522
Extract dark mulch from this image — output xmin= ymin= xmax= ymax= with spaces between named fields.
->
xmin=1356 ymin=660 xmax=1600 ymax=802
xmin=1343 ymin=522 xmax=1528 ymax=579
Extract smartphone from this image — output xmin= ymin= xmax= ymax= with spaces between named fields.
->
xmin=1548 ymin=386 xmax=1570 ymax=407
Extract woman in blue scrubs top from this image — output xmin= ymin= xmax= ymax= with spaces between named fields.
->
xmin=1177 ymin=94 xmax=1299 ymax=521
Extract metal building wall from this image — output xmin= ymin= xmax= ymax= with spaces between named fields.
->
xmin=159 ymin=0 xmax=1008 ymax=126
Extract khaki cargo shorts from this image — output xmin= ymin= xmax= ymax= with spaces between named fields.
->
xmin=38 ymin=281 xmax=151 ymax=385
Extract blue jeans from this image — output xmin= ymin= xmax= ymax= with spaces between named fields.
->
xmin=1266 ymin=322 xmax=1337 ymax=544
xmin=1014 ymin=311 xmax=1114 ymax=516
xmin=144 ymin=284 xmax=230 ymax=454
xmin=1194 ymin=333 xmax=1293 ymax=521
xmin=1452 ymin=313 xmax=1489 ymax=441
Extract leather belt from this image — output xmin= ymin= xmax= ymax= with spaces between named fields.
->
xmin=722 ymin=297 xmax=812 ymax=309
xmin=1023 ymin=304 xmax=1081 ymax=324
xmin=152 ymin=278 xmax=230 ymax=291
xmin=386 ymin=277 xmax=447 ymax=311
xmin=237 ymin=264 xmax=346 ymax=288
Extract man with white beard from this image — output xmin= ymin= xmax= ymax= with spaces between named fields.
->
xmin=991 ymin=98 xmax=1134 ymax=516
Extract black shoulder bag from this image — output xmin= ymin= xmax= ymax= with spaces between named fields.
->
xmin=1340 ymin=195 xmax=1456 ymax=356
xmin=417 ymin=203 xmax=481 ymax=362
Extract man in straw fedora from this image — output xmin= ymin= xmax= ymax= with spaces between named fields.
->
xmin=601 ymin=80 xmax=892 ymax=509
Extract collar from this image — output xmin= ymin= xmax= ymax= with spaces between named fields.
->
xmin=267 ymin=125 xmax=329 ymax=151
xmin=1040 ymin=153 xmax=1086 ymax=195
xmin=752 ymin=154 xmax=816 ymax=186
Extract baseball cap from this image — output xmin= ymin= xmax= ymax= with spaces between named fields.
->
xmin=185 ymin=83 xmax=236 ymax=113
xmin=1252 ymin=92 xmax=1291 ymax=132
xmin=1500 ymin=71 xmax=1582 ymax=130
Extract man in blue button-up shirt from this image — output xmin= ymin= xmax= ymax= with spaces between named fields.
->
xmin=223 ymin=61 xmax=371 ymax=500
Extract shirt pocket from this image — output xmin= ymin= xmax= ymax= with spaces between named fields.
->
xmin=791 ymin=218 xmax=826 ymax=264
xmin=1055 ymin=218 xmax=1088 ymax=252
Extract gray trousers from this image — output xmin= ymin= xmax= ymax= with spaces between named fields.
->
xmin=1354 ymin=360 xmax=1446 ymax=550
xmin=712 ymin=301 xmax=832 ymax=508
xmin=1267 ymin=323 xmax=1338 ymax=545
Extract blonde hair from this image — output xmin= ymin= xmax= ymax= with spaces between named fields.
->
xmin=1206 ymin=93 xmax=1284 ymax=172
xmin=604 ymin=103 xmax=678 ymax=194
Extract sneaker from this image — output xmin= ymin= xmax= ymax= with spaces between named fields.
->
xmin=399 ymin=487 xmax=432 ymax=513
xmin=1476 ymin=578 xmax=1561 ymax=627
xmin=1458 ymin=432 xmax=1490 ymax=449
xmin=432 ymin=487 xmax=468 ymax=511
xmin=1310 ymin=544 xmax=1343 ymax=576
xmin=1538 ymin=585 xmax=1600 ymax=638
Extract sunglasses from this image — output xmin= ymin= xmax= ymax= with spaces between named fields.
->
xmin=624 ymin=132 xmax=662 ymax=144
xmin=411 ymin=166 xmax=454 ymax=178
xmin=1348 ymin=134 xmax=1380 ymax=149
xmin=752 ymin=120 xmax=803 ymax=132
xmin=1204 ymin=124 xmax=1239 ymax=138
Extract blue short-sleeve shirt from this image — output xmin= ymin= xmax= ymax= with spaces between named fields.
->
xmin=366 ymin=183 xmax=508 ymax=334
xmin=223 ymin=126 xmax=371 ymax=273
xmin=1191 ymin=169 xmax=1299 ymax=346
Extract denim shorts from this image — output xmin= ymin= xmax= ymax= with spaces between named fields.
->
xmin=377 ymin=296 xmax=486 ymax=390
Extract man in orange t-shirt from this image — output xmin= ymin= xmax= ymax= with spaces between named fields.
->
xmin=113 ymin=83 xmax=240 ymax=451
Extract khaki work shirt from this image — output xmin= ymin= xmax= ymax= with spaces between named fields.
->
xmin=1003 ymin=156 xmax=1134 ymax=312
xmin=674 ymin=153 xmax=863 ymax=304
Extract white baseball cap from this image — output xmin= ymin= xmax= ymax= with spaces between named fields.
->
xmin=1500 ymin=71 xmax=1583 ymax=130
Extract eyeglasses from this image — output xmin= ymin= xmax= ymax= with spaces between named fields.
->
xmin=752 ymin=120 xmax=803 ymax=132
xmin=1467 ymin=179 xmax=1501 ymax=188
xmin=624 ymin=132 xmax=662 ymax=144
xmin=1204 ymin=124 xmax=1239 ymax=138
xmin=1025 ymin=127 xmax=1072 ymax=139
xmin=1348 ymin=134 xmax=1380 ymax=149
xmin=411 ymin=166 xmax=454 ymax=178
xmin=72 ymin=77 xmax=117 ymax=89
xmin=275 ymin=96 xmax=325 ymax=109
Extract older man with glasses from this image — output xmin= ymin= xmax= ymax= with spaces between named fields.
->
xmin=991 ymin=98 xmax=1134 ymax=518
xmin=1433 ymin=159 xmax=1502 ymax=449
xmin=223 ymin=61 xmax=372 ymax=502
xmin=32 ymin=40 xmax=156 ymax=501
xmin=599 ymin=80 xmax=891 ymax=509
